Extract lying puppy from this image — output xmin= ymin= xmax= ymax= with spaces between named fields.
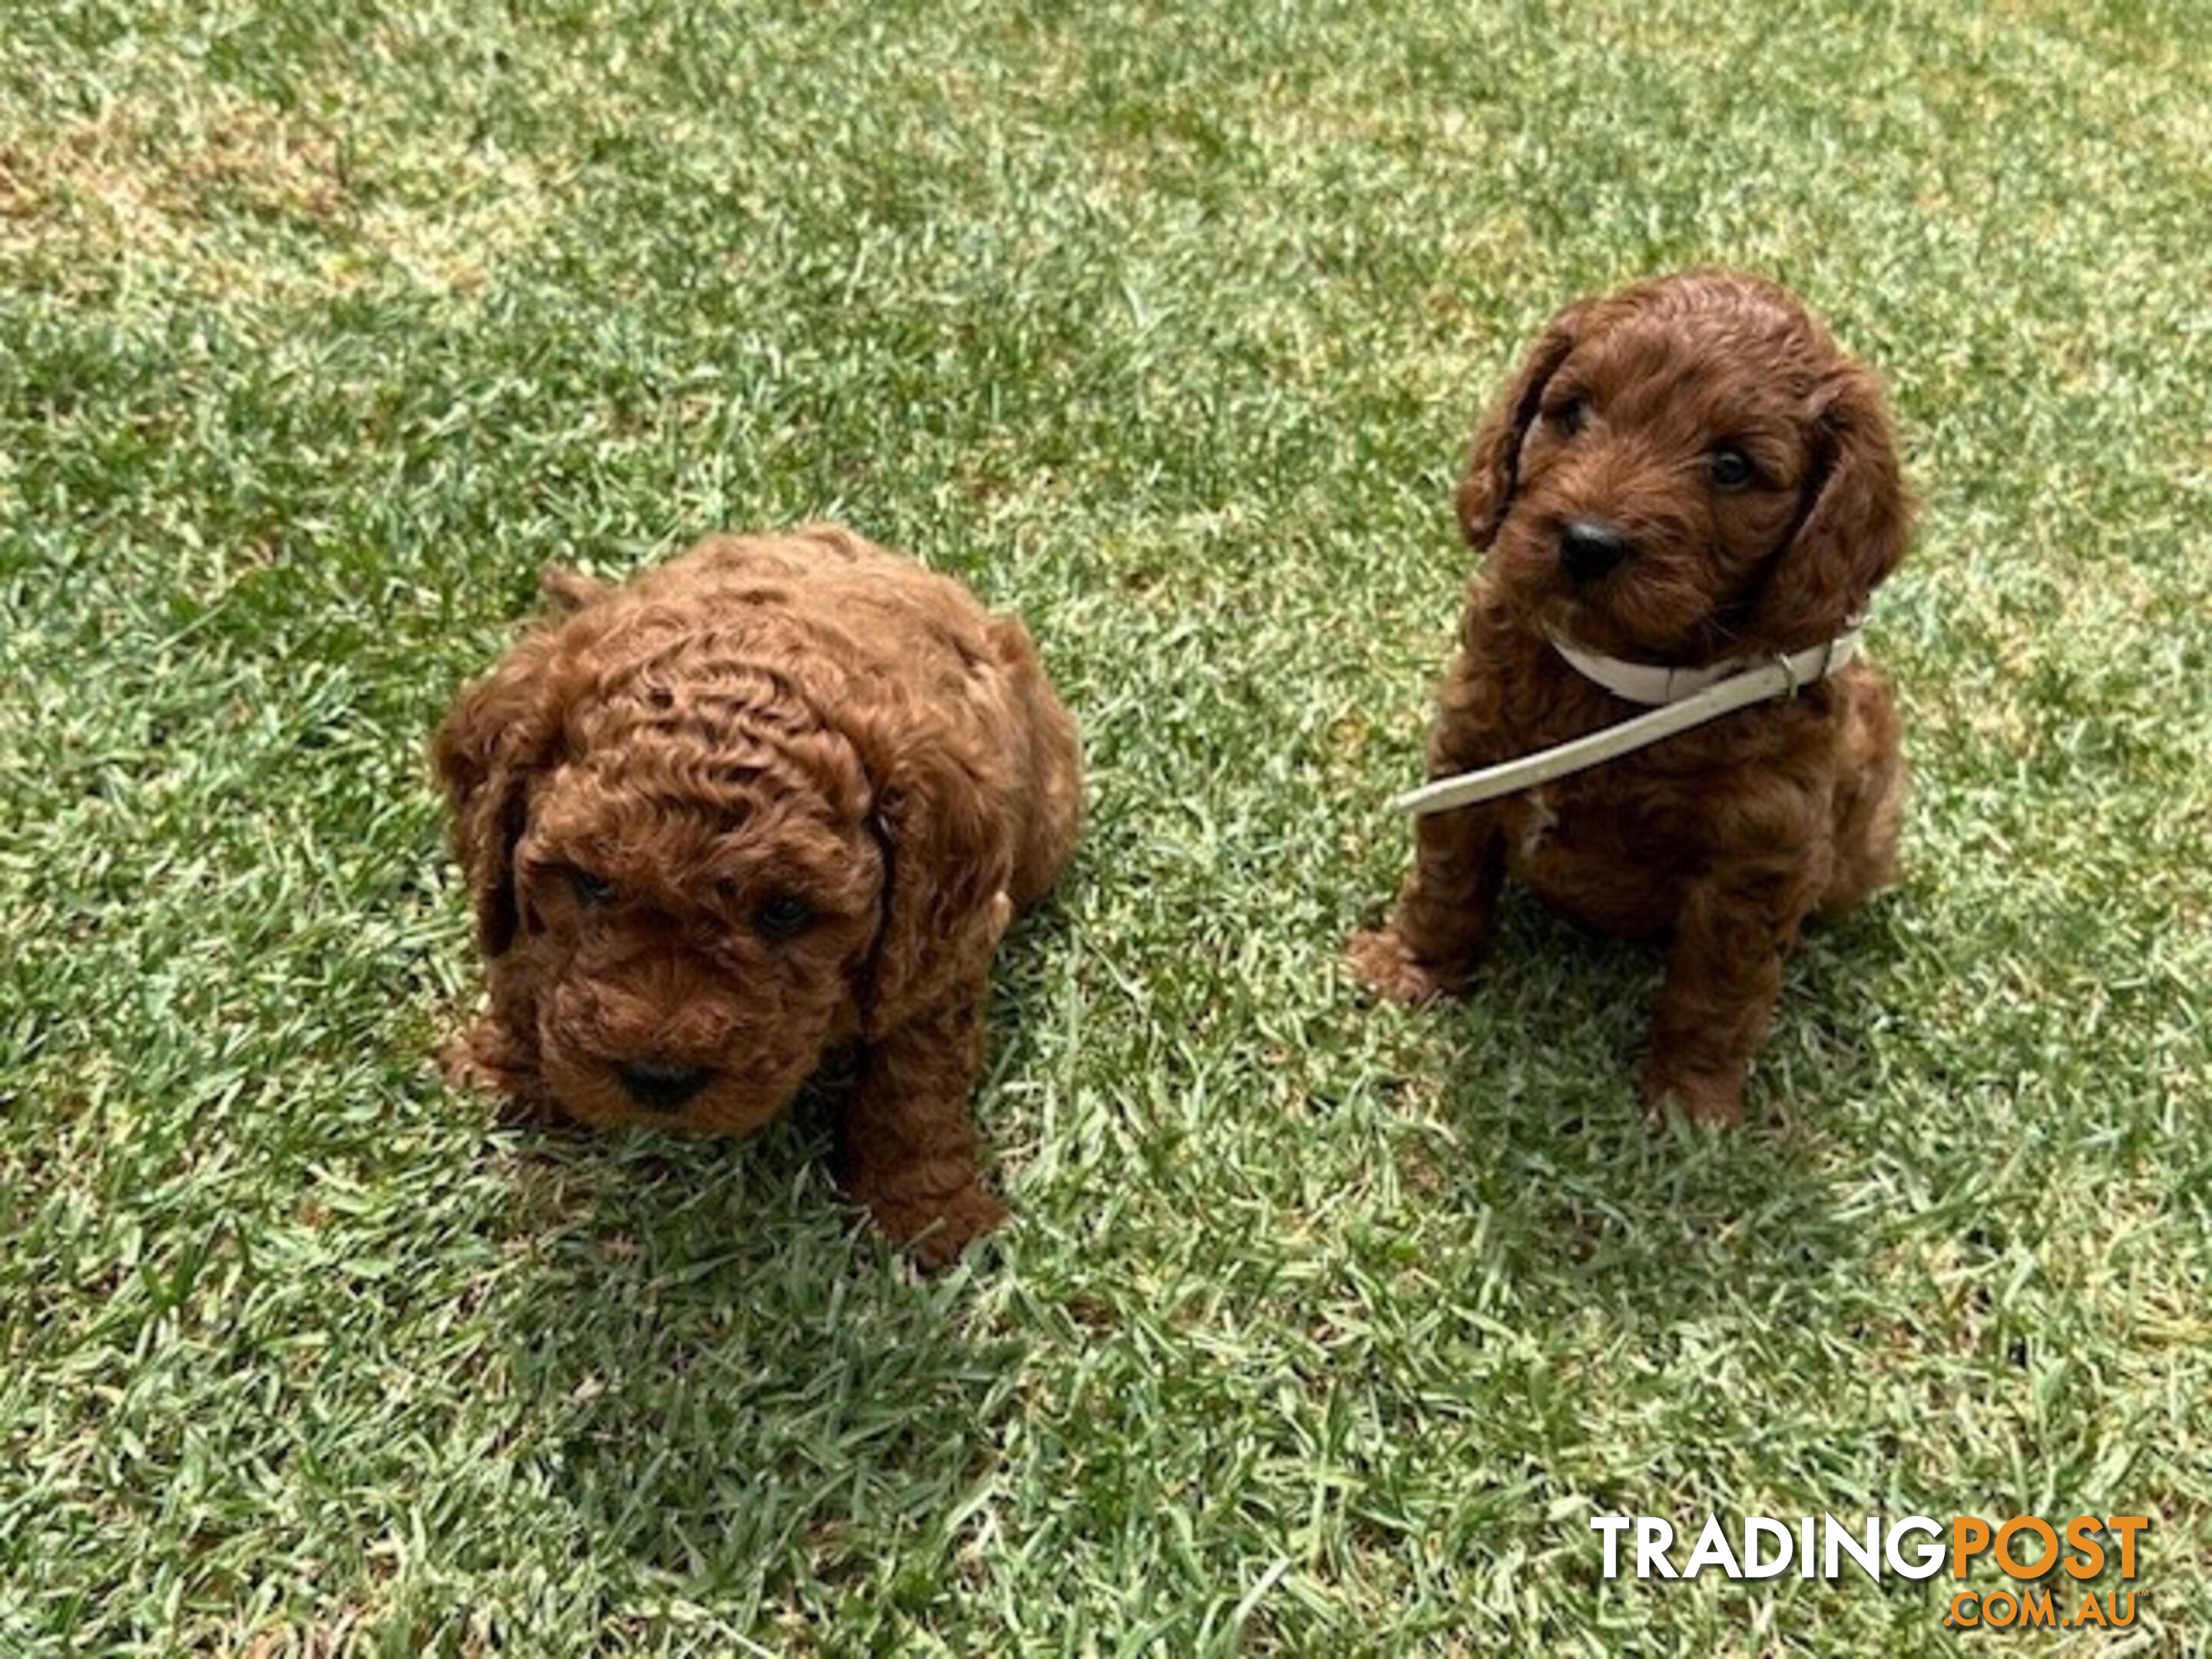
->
xmin=434 ymin=525 xmax=1081 ymax=1265
xmin=1350 ymin=270 xmax=1910 ymax=1123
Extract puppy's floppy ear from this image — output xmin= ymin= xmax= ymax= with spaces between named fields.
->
xmin=1455 ymin=297 xmax=1595 ymax=548
xmin=431 ymin=637 xmax=564 ymax=957
xmin=538 ymin=563 xmax=611 ymax=615
xmin=853 ymin=704 xmax=1015 ymax=1038
xmin=1745 ymin=359 xmax=1911 ymax=648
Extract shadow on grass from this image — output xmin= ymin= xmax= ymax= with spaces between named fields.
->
xmin=488 ymin=1073 xmax=1014 ymax=1614
xmin=1415 ymin=886 xmax=1914 ymax=1327
xmin=462 ymin=896 xmax=1078 ymax=1612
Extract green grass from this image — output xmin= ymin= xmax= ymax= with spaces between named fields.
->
xmin=3 ymin=0 xmax=2208 ymax=1651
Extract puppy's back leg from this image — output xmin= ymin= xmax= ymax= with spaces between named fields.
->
xmin=992 ymin=615 xmax=1082 ymax=910
xmin=1819 ymin=674 xmax=1906 ymax=919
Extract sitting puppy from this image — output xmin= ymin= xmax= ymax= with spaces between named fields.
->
xmin=434 ymin=525 xmax=1081 ymax=1266
xmin=1349 ymin=270 xmax=1909 ymax=1123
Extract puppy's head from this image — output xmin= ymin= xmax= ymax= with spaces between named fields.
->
xmin=1455 ymin=270 xmax=1909 ymax=662
xmin=432 ymin=574 xmax=1008 ymax=1134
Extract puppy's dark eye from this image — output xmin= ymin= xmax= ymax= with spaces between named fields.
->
xmin=1549 ymin=396 xmax=1589 ymax=436
xmin=569 ymin=869 xmax=617 ymax=906
xmin=1709 ymin=445 xmax=1756 ymax=488
xmin=752 ymin=894 xmax=815 ymax=939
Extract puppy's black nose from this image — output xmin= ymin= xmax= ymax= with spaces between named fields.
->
xmin=1559 ymin=518 xmax=1634 ymax=582
xmin=616 ymin=1059 xmax=710 ymax=1111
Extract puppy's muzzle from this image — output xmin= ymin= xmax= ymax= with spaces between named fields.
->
xmin=616 ymin=1058 xmax=713 ymax=1111
xmin=1559 ymin=518 xmax=1635 ymax=583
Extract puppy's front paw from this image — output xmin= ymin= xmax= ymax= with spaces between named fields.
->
xmin=442 ymin=1016 xmax=523 ymax=1094
xmin=441 ymin=1017 xmax=562 ymax=1124
xmin=1639 ymin=1063 xmax=1745 ymax=1127
xmin=1346 ymin=926 xmax=1463 ymax=1007
xmin=439 ymin=1030 xmax=498 ymax=1095
xmin=864 ymin=1181 xmax=1008 ymax=1273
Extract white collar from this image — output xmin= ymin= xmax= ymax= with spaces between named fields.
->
xmin=1393 ymin=625 xmax=1866 ymax=817
xmin=1551 ymin=629 xmax=1862 ymax=705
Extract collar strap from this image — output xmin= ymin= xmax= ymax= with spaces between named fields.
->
xmin=1552 ymin=628 xmax=1861 ymax=705
xmin=1393 ymin=627 xmax=1863 ymax=818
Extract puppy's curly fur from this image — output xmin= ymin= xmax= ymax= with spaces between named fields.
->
xmin=1350 ymin=270 xmax=1910 ymax=1124
xmin=434 ymin=525 xmax=1081 ymax=1267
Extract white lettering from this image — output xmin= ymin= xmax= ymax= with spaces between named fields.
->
xmin=1742 ymin=1517 xmax=1793 ymax=1578
xmin=1590 ymin=1515 xmax=1633 ymax=1578
xmin=1825 ymin=1514 xmax=1881 ymax=1582
xmin=1887 ymin=1515 xmax=1945 ymax=1580
xmin=1636 ymin=1517 xmax=1679 ymax=1580
xmin=1682 ymin=1515 xmax=1742 ymax=1578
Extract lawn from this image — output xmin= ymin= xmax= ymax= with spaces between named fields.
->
xmin=2 ymin=1 xmax=2207 ymax=1652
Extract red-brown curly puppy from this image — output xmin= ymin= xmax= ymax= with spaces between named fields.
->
xmin=1349 ymin=270 xmax=1909 ymax=1124
xmin=434 ymin=524 xmax=1081 ymax=1267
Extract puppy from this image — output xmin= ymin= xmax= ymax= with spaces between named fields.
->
xmin=1349 ymin=270 xmax=1909 ymax=1123
xmin=434 ymin=525 xmax=1081 ymax=1266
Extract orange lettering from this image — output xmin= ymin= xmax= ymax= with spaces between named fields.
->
xmin=1994 ymin=1516 xmax=2058 ymax=1580
xmin=2062 ymin=1515 xmax=2104 ymax=1580
xmin=2107 ymin=1516 xmax=2150 ymax=1578
xmin=1952 ymin=1516 xmax=1992 ymax=1578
